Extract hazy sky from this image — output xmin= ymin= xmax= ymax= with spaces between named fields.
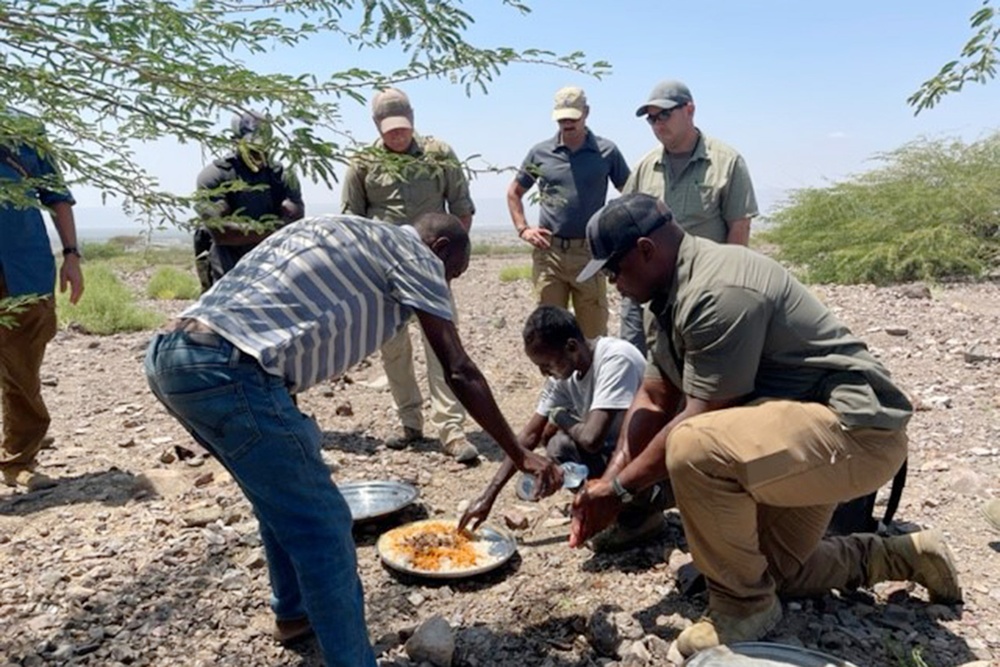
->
xmin=71 ymin=0 xmax=1000 ymax=230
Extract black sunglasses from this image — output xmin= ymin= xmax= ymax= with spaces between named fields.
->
xmin=645 ymin=104 xmax=686 ymax=125
xmin=602 ymin=246 xmax=633 ymax=281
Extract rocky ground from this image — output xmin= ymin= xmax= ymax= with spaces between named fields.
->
xmin=1 ymin=253 xmax=999 ymax=667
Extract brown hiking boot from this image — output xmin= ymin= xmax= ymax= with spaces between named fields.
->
xmin=982 ymin=499 xmax=1000 ymax=533
xmin=385 ymin=426 xmax=423 ymax=451
xmin=588 ymin=511 xmax=666 ymax=553
xmin=443 ymin=437 xmax=478 ymax=464
xmin=867 ymin=529 xmax=962 ymax=604
xmin=676 ymin=598 xmax=782 ymax=658
xmin=3 ymin=468 xmax=57 ymax=491
xmin=273 ymin=616 xmax=313 ymax=646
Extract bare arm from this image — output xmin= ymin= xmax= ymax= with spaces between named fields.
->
xmin=556 ymin=407 xmax=620 ymax=454
xmin=726 ymin=217 xmax=751 ymax=246
xmin=49 ymin=201 xmax=83 ymax=304
xmin=416 ymin=310 xmax=561 ymax=483
xmin=507 ymin=180 xmax=551 ymax=249
xmin=600 ymin=376 xmax=682 ymax=483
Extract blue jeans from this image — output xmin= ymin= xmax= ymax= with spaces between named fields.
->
xmin=145 ymin=330 xmax=376 ymax=667
xmin=619 ymin=296 xmax=648 ymax=357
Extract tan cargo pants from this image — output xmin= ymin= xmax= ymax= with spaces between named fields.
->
xmin=532 ymin=239 xmax=608 ymax=339
xmin=665 ymin=399 xmax=908 ymax=615
xmin=379 ymin=295 xmax=466 ymax=446
xmin=0 ymin=274 xmax=57 ymax=475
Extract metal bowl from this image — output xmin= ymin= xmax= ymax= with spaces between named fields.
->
xmin=377 ymin=518 xmax=517 ymax=580
xmin=684 ymin=642 xmax=860 ymax=667
xmin=338 ymin=480 xmax=419 ymax=522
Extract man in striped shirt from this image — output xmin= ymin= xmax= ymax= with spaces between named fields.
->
xmin=144 ymin=213 xmax=562 ymax=667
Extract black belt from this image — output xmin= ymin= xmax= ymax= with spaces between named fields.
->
xmin=551 ymin=236 xmax=588 ymax=251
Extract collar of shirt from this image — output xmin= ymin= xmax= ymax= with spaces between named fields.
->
xmin=551 ymin=128 xmax=598 ymax=153
xmin=654 ymin=128 xmax=708 ymax=169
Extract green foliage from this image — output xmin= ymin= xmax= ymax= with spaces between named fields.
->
xmin=81 ymin=239 xmax=130 ymax=261
xmin=471 ymin=242 xmax=532 ymax=256
xmin=56 ymin=264 xmax=162 ymax=334
xmin=910 ymin=0 xmax=999 ymax=113
xmin=499 ymin=264 xmax=532 ymax=282
xmin=147 ymin=266 xmax=200 ymax=300
xmin=762 ymin=133 xmax=1000 ymax=284
xmin=0 ymin=294 xmax=45 ymax=330
xmin=0 ymin=0 xmax=609 ymax=228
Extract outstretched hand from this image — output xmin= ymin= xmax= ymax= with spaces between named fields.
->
xmin=569 ymin=479 xmax=621 ymax=548
xmin=458 ymin=493 xmax=495 ymax=533
xmin=520 ymin=450 xmax=562 ymax=497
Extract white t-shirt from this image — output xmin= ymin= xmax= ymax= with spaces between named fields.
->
xmin=536 ymin=337 xmax=646 ymax=419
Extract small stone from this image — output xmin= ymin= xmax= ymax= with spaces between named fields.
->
xmin=405 ymin=614 xmax=455 ymax=666
xmin=151 ymin=436 xmax=174 ymax=445
xmin=117 ymin=437 xmax=136 ymax=448
xmin=194 ymin=472 xmax=214 ymax=487
xmin=884 ymin=326 xmax=909 ymax=336
xmin=335 ymin=402 xmax=354 ymax=416
xmin=407 ymin=592 xmax=426 ymax=607
xmin=503 ymin=512 xmax=529 ymax=531
xmin=182 ymin=507 xmax=222 ymax=528
xmin=899 ymin=283 xmax=932 ymax=299
xmin=134 ymin=469 xmax=188 ymax=498
xmin=158 ymin=448 xmax=177 ymax=464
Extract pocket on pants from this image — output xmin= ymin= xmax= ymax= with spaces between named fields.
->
xmin=165 ymin=382 xmax=262 ymax=461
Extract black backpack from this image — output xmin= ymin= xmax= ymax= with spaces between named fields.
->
xmin=827 ymin=459 xmax=908 ymax=536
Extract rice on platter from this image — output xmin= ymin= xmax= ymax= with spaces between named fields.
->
xmin=381 ymin=520 xmax=502 ymax=573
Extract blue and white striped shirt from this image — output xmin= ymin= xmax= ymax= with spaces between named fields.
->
xmin=181 ymin=215 xmax=454 ymax=393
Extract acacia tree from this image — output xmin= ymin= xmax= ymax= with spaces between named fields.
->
xmin=909 ymin=0 xmax=999 ymax=113
xmin=0 ymin=0 xmax=609 ymax=223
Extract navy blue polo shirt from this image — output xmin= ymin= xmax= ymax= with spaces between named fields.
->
xmin=0 ymin=142 xmax=74 ymax=297
xmin=515 ymin=129 xmax=630 ymax=238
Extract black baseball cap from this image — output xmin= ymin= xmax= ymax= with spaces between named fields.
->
xmin=576 ymin=194 xmax=673 ymax=283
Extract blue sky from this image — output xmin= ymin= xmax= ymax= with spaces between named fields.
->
xmin=72 ymin=0 xmax=1000 ymax=231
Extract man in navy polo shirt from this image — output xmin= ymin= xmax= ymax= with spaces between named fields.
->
xmin=507 ymin=86 xmax=630 ymax=339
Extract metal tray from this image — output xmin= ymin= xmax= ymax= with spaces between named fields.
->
xmin=338 ymin=480 xmax=419 ymax=522
xmin=684 ymin=642 xmax=859 ymax=667
xmin=376 ymin=518 xmax=517 ymax=579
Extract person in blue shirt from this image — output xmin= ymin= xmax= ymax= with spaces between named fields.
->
xmin=0 ymin=110 xmax=83 ymax=490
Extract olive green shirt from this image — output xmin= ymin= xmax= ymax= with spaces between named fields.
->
xmin=623 ymin=131 xmax=757 ymax=243
xmin=340 ymin=133 xmax=475 ymax=225
xmin=647 ymin=235 xmax=912 ymax=431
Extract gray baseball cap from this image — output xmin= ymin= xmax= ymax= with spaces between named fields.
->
xmin=635 ymin=80 xmax=693 ymax=116
xmin=576 ymin=194 xmax=674 ymax=283
xmin=231 ymin=110 xmax=266 ymax=139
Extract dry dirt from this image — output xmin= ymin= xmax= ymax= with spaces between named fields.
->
xmin=1 ymin=253 xmax=999 ymax=667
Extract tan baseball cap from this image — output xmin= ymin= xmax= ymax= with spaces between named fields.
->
xmin=372 ymin=87 xmax=414 ymax=133
xmin=552 ymin=86 xmax=587 ymax=121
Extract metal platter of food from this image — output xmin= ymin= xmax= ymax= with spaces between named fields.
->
xmin=683 ymin=642 xmax=859 ymax=667
xmin=339 ymin=480 xmax=419 ymax=523
xmin=376 ymin=518 xmax=517 ymax=579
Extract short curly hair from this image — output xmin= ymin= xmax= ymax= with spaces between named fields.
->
xmin=522 ymin=305 xmax=584 ymax=351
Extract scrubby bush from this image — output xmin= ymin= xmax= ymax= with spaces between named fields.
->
xmin=762 ymin=133 xmax=1000 ymax=284
xmin=147 ymin=266 xmax=200 ymax=300
xmin=499 ymin=265 xmax=532 ymax=282
xmin=57 ymin=264 xmax=162 ymax=334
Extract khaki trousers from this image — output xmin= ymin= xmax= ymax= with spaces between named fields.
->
xmin=0 ymin=275 xmax=57 ymax=474
xmin=665 ymin=400 xmax=907 ymax=615
xmin=379 ymin=295 xmax=466 ymax=445
xmin=532 ymin=240 xmax=608 ymax=338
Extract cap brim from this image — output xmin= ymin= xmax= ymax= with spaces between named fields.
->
xmin=634 ymin=99 xmax=681 ymax=117
xmin=377 ymin=116 xmax=413 ymax=133
xmin=552 ymin=108 xmax=584 ymax=121
xmin=576 ymin=258 xmax=607 ymax=283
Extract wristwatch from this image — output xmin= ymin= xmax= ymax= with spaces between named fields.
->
xmin=62 ymin=246 xmax=82 ymax=258
xmin=611 ymin=476 xmax=634 ymax=504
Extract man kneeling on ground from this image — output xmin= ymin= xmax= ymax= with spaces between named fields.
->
xmin=145 ymin=212 xmax=563 ymax=667
xmin=460 ymin=305 xmax=644 ymax=531
xmin=569 ymin=194 xmax=962 ymax=659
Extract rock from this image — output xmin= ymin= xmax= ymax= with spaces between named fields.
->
xmin=404 ymin=614 xmax=455 ymax=667
xmin=884 ymin=326 xmax=909 ymax=336
xmin=502 ymin=512 xmax=529 ymax=531
xmin=587 ymin=607 xmax=620 ymax=657
xmin=117 ymin=437 xmax=136 ymax=448
xmin=899 ymin=283 xmax=932 ymax=299
xmin=159 ymin=448 xmax=177 ymax=464
xmin=925 ymin=395 xmax=952 ymax=409
xmin=621 ymin=638 xmax=651 ymax=664
xmin=335 ymin=401 xmax=354 ymax=416
xmin=963 ymin=344 xmax=1000 ymax=363
xmin=194 ymin=472 xmax=214 ymax=487
xmin=133 ymin=469 xmax=189 ymax=498
xmin=182 ymin=507 xmax=222 ymax=528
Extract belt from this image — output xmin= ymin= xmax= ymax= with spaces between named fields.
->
xmin=551 ymin=236 xmax=588 ymax=251
xmin=163 ymin=318 xmax=217 ymax=335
